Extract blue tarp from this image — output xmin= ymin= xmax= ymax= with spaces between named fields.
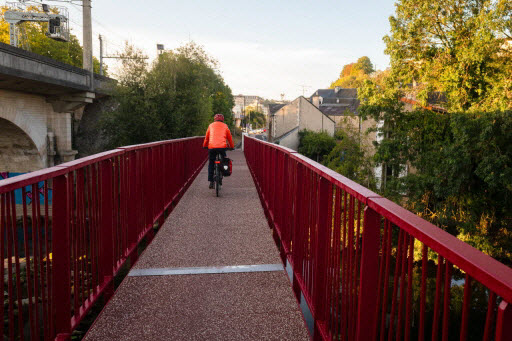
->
xmin=0 ymin=172 xmax=53 ymax=205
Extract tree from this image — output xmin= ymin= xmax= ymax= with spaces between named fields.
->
xmin=0 ymin=6 xmax=104 ymax=74
xmin=353 ymin=56 xmax=374 ymax=75
xmin=324 ymin=129 xmax=376 ymax=189
xmin=330 ymin=56 xmax=375 ymax=89
xmin=384 ymin=0 xmax=512 ymax=112
xmin=102 ymin=42 xmax=234 ymax=148
xmin=241 ymin=106 xmax=266 ymax=129
xmin=298 ymin=130 xmax=336 ymax=163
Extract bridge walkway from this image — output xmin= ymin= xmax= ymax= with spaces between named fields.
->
xmin=83 ymin=150 xmax=309 ymax=340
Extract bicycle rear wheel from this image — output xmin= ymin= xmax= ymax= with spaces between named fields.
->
xmin=215 ymin=163 xmax=221 ymax=197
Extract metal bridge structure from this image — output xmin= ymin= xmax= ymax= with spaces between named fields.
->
xmin=1 ymin=135 xmax=512 ymax=340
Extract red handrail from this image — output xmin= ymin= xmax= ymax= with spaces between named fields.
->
xmin=243 ymin=135 xmax=512 ymax=341
xmin=0 ymin=137 xmax=207 ymax=341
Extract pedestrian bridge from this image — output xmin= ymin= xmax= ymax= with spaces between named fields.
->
xmin=1 ymin=136 xmax=512 ymax=341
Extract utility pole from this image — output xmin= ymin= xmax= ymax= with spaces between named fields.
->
xmin=83 ymin=0 xmax=93 ymax=85
xmin=99 ymin=34 xmax=104 ymax=76
xmin=299 ymin=85 xmax=311 ymax=97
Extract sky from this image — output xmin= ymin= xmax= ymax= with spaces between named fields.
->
xmin=21 ymin=0 xmax=398 ymax=100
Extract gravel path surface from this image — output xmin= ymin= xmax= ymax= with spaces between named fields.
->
xmin=84 ymin=150 xmax=309 ymax=341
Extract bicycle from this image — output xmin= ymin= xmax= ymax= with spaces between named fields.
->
xmin=213 ymin=152 xmax=224 ymax=197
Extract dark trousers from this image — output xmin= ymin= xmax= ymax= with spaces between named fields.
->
xmin=208 ymin=148 xmax=227 ymax=182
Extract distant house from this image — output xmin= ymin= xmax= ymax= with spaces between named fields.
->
xmin=269 ymin=96 xmax=335 ymax=151
xmin=309 ymin=87 xmax=361 ymax=127
xmin=232 ymin=95 xmax=269 ymax=127
xmin=309 ymin=86 xmax=377 ymax=153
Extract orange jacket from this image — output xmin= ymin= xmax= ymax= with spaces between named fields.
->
xmin=203 ymin=121 xmax=234 ymax=149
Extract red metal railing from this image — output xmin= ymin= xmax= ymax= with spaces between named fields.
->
xmin=0 ymin=137 xmax=207 ymax=341
xmin=244 ymin=135 xmax=512 ymax=341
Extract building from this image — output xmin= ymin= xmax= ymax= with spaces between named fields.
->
xmin=309 ymin=87 xmax=360 ymax=126
xmin=309 ymin=86 xmax=377 ymax=154
xmin=232 ymin=95 xmax=269 ymax=127
xmin=269 ymin=96 xmax=335 ymax=151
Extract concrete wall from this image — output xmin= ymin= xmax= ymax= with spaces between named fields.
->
xmin=0 ymin=89 xmax=52 ymax=169
xmin=333 ymin=114 xmax=378 ymax=157
xmin=75 ymin=97 xmax=115 ymax=158
xmin=272 ymin=96 xmax=335 ymax=151
xmin=272 ymin=98 xmax=300 ymax=140
xmin=298 ymin=97 xmax=335 ymax=137
xmin=0 ymin=89 xmax=77 ymax=172
xmin=278 ymin=128 xmax=300 ymax=151
xmin=0 ymin=118 xmax=43 ymax=172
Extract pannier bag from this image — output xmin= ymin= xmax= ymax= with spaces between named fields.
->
xmin=222 ymin=157 xmax=232 ymax=176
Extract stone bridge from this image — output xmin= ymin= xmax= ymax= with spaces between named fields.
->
xmin=0 ymin=42 xmax=114 ymax=173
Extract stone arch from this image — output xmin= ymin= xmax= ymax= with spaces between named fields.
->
xmin=0 ymin=118 xmax=44 ymax=173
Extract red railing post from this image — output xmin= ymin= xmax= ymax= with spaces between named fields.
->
xmin=291 ymin=161 xmax=303 ymax=300
xmin=99 ymin=159 xmax=115 ymax=301
xmin=356 ymin=206 xmax=381 ymax=341
xmin=313 ymin=177 xmax=332 ymax=340
xmin=52 ymin=174 xmax=72 ymax=341
xmin=496 ymin=301 xmax=512 ymax=341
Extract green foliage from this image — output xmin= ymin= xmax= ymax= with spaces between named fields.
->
xmin=298 ymin=130 xmax=336 ymax=163
xmin=330 ymin=56 xmax=375 ymax=88
xmin=0 ymin=6 xmax=104 ymax=74
xmin=242 ymin=108 xmax=266 ymax=129
xmin=324 ymin=129 xmax=376 ymax=189
xmin=362 ymin=104 xmax=512 ymax=263
xmin=355 ymin=0 xmax=512 ymax=263
xmin=384 ymin=0 xmax=512 ymax=112
xmin=101 ymin=42 xmax=234 ymax=148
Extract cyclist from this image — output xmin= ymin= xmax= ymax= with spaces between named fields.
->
xmin=203 ymin=114 xmax=235 ymax=189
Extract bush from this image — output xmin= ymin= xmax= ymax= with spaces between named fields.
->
xmin=298 ymin=130 xmax=336 ymax=163
xmin=324 ymin=130 xmax=376 ymax=189
xmin=371 ymin=109 xmax=512 ymax=263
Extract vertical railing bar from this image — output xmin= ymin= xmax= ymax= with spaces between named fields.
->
xmin=379 ymin=220 xmax=392 ymax=341
xmin=91 ymin=165 xmax=98 ymax=292
xmin=419 ymin=243 xmax=428 ymax=341
xmin=22 ymin=187 xmax=35 ymax=339
xmin=341 ymin=190 xmax=348 ymax=339
xmin=432 ymin=255 xmax=445 ymax=341
xmin=0 ymin=194 xmax=5 ymax=340
xmin=347 ymin=195 xmax=355 ymax=340
xmin=36 ymin=181 xmax=47 ymax=341
xmin=44 ymin=181 xmax=52 ymax=339
xmin=405 ymin=236 xmax=415 ymax=341
xmin=355 ymin=205 xmax=381 ymax=341
xmin=6 ymin=192 xmax=15 ymax=341
xmin=71 ymin=171 xmax=79 ymax=317
xmin=495 ymin=301 xmax=512 ymax=341
xmin=32 ymin=183 xmax=41 ymax=341
xmin=52 ymin=173 xmax=72 ymax=340
xmin=353 ymin=199 xmax=362 ymax=339
xmin=78 ymin=169 xmax=85 ymax=307
xmin=483 ymin=291 xmax=496 ymax=341
xmin=396 ymin=232 xmax=409 ymax=341
xmin=325 ymin=185 xmax=335 ymax=339
xmin=442 ymin=261 xmax=453 ymax=341
xmin=374 ymin=212 xmax=387 ymax=340
xmin=459 ymin=274 xmax=472 ymax=341
xmin=333 ymin=187 xmax=342 ymax=340
xmin=387 ymin=228 xmax=404 ymax=341
xmin=86 ymin=166 xmax=93 ymax=298
xmin=312 ymin=177 xmax=332 ymax=340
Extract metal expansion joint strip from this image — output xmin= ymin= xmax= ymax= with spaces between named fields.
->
xmin=128 ymin=264 xmax=284 ymax=277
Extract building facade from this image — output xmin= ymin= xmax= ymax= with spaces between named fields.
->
xmin=269 ymin=96 xmax=335 ymax=151
xmin=232 ymin=95 xmax=269 ymax=127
